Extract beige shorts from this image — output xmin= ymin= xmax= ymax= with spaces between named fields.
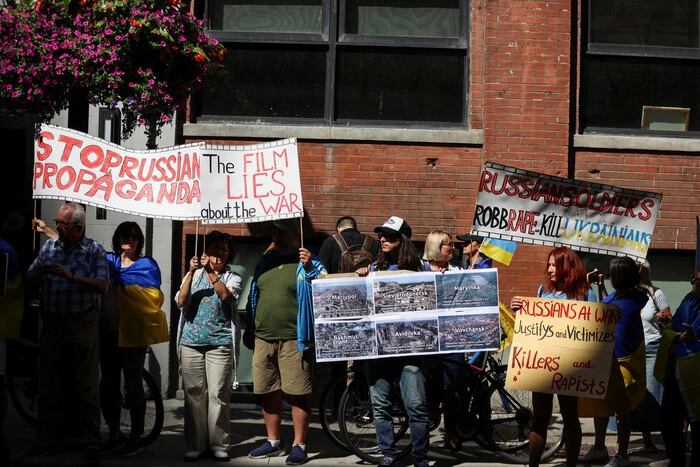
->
xmin=252 ymin=337 xmax=314 ymax=396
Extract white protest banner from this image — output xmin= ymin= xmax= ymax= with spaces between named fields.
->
xmin=312 ymin=269 xmax=501 ymax=362
xmin=33 ymin=124 xmax=202 ymax=219
xmin=472 ymin=162 xmax=662 ymax=262
xmin=506 ymin=297 xmax=620 ymax=399
xmin=199 ymin=139 xmax=303 ymax=224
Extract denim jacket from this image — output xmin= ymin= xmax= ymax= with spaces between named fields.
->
xmin=246 ymin=251 xmax=326 ymax=351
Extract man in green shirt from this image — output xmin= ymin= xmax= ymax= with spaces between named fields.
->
xmin=245 ymin=219 xmax=326 ymax=465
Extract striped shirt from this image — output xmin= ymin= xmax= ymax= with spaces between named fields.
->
xmin=28 ymin=236 xmax=110 ymax=315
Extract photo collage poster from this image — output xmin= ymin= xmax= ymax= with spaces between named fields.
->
xmin=312 ymin=269 xmax=501 ymax=362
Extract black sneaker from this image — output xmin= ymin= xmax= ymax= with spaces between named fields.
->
xmin=378 ymin=455 xmax=397 ymax=467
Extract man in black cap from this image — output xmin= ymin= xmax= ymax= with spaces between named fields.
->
xmin=456 ymin=233 xmax=492 ymax=269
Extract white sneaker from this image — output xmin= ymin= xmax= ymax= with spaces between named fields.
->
xmin=213 ymin=450 xmax=230 ymax=461
xmin=603 ymin=454 xmax=630 ymax=467
xmin=580 ymin=446 xmax=610 ymax=463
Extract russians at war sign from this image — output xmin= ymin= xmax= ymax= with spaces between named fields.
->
xmin=311 ymin=269 xmax=501 ymax=362
xmin=506 ymin=297 xmax=621 ymax=399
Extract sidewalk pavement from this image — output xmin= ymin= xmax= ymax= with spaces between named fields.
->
xmin=6 ymin=398 xmax=679 ymax=466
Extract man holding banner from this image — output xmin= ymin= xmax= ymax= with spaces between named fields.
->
xmin=23 ymin=203 xmax=110 ymax=464
xmin=245 ymin=218 xmax=326 ymax=465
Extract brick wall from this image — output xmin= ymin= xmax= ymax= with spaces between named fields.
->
xmin=182 ymin=0 xmax=698 ymax=306
xmin=479 ymin=0 xmax=575 ymax=299
xmin=575 ymin=151 xmax=700 ymax=252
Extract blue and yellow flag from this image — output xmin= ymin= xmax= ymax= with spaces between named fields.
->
xmin=655 ymin=293 xmax=700 ymax=420
xmin=496 ymin=301 xmax=515 ymax=354
xmin=480 ymin=238 xmax=517 ymax=266
xmin=108 ymin=253 xmax=169 ymax=347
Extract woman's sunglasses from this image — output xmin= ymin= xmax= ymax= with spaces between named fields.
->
xmin=377 ymin=232 xmax=400 ymax=242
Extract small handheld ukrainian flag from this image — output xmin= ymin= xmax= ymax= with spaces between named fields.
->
xmin=480 ymin=238 xmax=517 ymax=266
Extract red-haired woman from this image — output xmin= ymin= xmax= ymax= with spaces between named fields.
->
xmin=510 ymin=246 xmax=596 ymax=467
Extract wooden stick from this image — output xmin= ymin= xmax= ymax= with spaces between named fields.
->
xmin=194 ymin=220 xmax=199 ymax=262
xmin=299 ymin=217 xmax=304 ymax=249
xmin=203 ymin=222 xmax=208 ymax=254
xmin=32 ymin=200 xmax=37 ymax=250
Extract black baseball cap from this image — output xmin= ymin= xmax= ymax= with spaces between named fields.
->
xmin=456 ymin=233 xmax=484 ymax=243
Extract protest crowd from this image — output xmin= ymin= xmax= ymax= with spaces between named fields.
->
xmin=0 ymin=204 xmax=696 ymax=467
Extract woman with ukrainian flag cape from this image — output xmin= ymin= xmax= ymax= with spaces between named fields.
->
xmin=579 ymin=257 xmax=647 ymax=467
xmin=655 ymin=273 xmax=700 ymax=467
xmin=100 ymin=222 xmax=169 ymax=456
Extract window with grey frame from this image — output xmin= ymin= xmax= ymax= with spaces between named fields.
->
xmin=195 ymin=0 xmax=469 ymax=127
xmin=582 ymin=0 xmax=700 ymax=135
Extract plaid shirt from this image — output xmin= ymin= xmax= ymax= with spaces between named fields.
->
xmin=28 ymin=236 xmax=110 ymax=315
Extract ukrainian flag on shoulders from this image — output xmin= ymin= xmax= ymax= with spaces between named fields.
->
xmin=108 ymin=253 xmax=170 ymax=347
xmin=480 ymin=238 xmax=517 ymax=266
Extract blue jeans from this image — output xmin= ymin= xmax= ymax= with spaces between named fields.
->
xmin=368 ymin=357 xmax=429 ymax=460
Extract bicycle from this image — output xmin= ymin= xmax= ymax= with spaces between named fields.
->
xmin=467 ymin=354 xmax=565 ymax=463
xmin=336 ymin=352 xmax=565 ymax=464
xmin=318 ymin=362 xmax=355 ymax=452
xmin=6 ymin=339 xmax=164 ymax=448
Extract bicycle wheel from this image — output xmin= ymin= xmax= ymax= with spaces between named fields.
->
xmin=481 ymin=383 xmax=565 ymax=463
xmin=338 ymin=377 xmax=411 ymax=464
xmin=119 ymin=369 xmax=164 ymax=447
xmin=7 ymin=374 xmax=39 ymax=427
xmin=319 ymin=370 xmax=353 ymax=452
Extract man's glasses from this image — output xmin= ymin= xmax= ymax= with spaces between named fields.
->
xmin=54 ymin=219 xmax=79 ymax=227
xmin=377 ymin=232 xmax=399 ymax=242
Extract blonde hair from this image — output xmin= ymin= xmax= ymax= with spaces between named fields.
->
xmin=423 ymin=230 xmax=451 ymax=261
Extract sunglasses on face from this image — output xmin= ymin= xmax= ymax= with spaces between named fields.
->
xmin=441 ymin=242 xmax=455 ymax=248
xmin=378 ymin=232 xmax=400 ymax=242
xmin=120 ymin=232 xmax=139 ymax=241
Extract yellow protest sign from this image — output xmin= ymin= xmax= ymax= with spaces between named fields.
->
xmin=505 ymin=297 xmax=620 ymax=399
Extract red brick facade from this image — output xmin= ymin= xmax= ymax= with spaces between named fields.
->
xmin=183 ymin=1 xmax=699 ymax=303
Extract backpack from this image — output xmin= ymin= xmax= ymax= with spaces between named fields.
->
xmin=333 ymin=233 xmax=375 ymax=273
